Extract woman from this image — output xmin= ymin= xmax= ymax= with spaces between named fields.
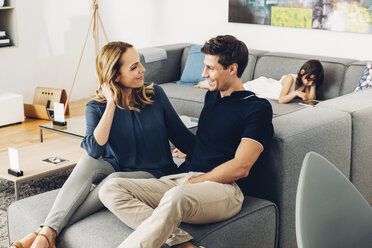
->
xmin=10 ymin=41 xmax=195 ymax=248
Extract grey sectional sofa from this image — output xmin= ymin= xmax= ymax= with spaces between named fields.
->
xmin=150 ymin=44 xmax=372 ymax=248
xmin=8 ymin=43 xmax=372 ymax=248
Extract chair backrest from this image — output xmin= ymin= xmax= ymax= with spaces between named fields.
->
xmin=296 ymin=152 xmax=372 ymax=248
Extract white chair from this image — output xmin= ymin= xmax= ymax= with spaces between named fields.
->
xmin=296 ymin=152 xmax=372 ymax=248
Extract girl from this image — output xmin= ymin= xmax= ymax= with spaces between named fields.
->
xmin=10 ymin=41 xmax=195 ymax=248
xmin=195 ymin=59 xmax=324 ymax=104
xmin=276 ymin=60 xmax=324 ymax=104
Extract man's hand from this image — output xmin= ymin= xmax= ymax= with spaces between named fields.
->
xmin=172 ymin=148 xmax=186 ymax=158
xmin=183 ymin=180 xmax=192 ymax=185
xmin=183 ymin=177 xmax=200 ymax=185
xmin=194 ymin=80 xmax=210 ymax=89
xmin=183 ymin=139 xmax=262 ymax=186
xmin=175 ymin=241 xmax=199 ymax=248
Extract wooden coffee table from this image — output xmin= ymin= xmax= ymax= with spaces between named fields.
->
xmin=0 ymin=137 xmax=86 ymax=200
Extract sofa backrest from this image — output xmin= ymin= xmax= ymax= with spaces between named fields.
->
xmin=140 ymin=43 xmax=191 ymax=84
xmin=253 ymin=52 xmax=356 ymax=100
xmin=181 ymin=46 xmax=190 ymax=74
xmin=181 ymin=46 xmax=267 ymax=84
xmin=177 ymin=44 xmax=368 ymax=101
xmin=342 ymin=61 xmax=369 ymax=95
xmin=241 ymin=49 xmax=268 ymax=83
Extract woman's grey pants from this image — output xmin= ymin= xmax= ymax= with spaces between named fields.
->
xmin=42 ymin=155 xmax=154 ymax=235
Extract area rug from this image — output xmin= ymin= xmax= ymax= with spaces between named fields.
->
xmin=0 ymin=169 xmax=72 ymax=248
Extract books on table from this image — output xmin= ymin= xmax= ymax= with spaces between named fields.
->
xmin=0 ymin=31 xmax=6 ymax=38
xmin=42 ymin=156 xmax=69 ymax=165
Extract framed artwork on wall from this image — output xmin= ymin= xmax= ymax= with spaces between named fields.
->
xmin=229 ymin=0 xmax=372 ymax=33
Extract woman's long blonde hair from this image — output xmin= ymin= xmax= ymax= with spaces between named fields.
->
xmin=93 ymin=41 xmax=154 ymax=111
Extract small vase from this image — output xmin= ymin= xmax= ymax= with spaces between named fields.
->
xmin=0 ymin=0 xmax=4 ymax=7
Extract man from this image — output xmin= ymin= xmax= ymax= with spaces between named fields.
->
xmin=99 ymin=35 xmax=274 ymax=248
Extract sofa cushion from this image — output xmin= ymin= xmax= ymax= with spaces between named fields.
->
xmin=241 ymin=49 xmax=268 ymax=83
xmin=253 ymin=52 xmax=356 ymax=100
xmin=268 ymin=99 xmax=306 ymax=117
xmin=181 ymin=45 xmax=191 ymax=73
xmin=140 ymin=43 xmax=191 ymax=85
xmin=181 ymin=46 xmax=267 ymax=84
xmin=8 ymin=190 xmax=278 ymax=248
xmin=317 ymin=88 xmax=372 ymax=205
xmin=342 ymin=61 xmax=371 ymax=95
xmin=354 ymin=62 xmax=372 ymax=92
xmin=178 ymin=45 xmax=205 ymax=85
xmin=160 ymin=83 xmax=207 ymax=118
xmin=258 ymin=107 xmax=352 ymax=248
xmin=161 ymin=82 xmax=305 ymax=118
xmin=160 ymin=83 xmax=207 ymax=103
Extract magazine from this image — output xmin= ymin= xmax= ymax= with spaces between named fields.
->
xmin=179 ymin=115 xmax=198 ymax=129
xmin=42 ymin=156 xmax=69 ymax=165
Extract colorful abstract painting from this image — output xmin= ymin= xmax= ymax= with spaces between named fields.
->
xmin=229 ymin=0 xmax=372 ymax=33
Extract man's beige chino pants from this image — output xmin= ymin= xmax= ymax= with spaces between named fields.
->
xmin=99 ymin=172 xmax=244 ymax=248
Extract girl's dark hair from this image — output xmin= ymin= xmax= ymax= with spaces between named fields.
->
xmin=296 ymin=60 xmax=324 ymax=91
xmin=201 ymin=35 xmax=248 ymax=78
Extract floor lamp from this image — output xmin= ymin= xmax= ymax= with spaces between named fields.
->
xmin=64 ymin=0 xmax=109 ymax=113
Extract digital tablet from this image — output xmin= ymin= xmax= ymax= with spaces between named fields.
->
xmin=298 ymin=100 xmax=321 ymax=107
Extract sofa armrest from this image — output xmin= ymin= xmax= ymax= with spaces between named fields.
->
xmin=138 ymin=43 xmax=191 ymax=84
xmin=248 ymin=107 xmax=351 ymax=248
xmin=317 ymin=88 xmax=372 ymax=205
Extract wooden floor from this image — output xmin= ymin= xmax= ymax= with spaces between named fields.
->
xmin=0 ymin=99 xmax=89 ymax=153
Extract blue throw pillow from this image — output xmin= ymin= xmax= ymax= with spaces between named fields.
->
xmin=354 ymin=62 xmax=372 ymax=92
xmin=178 ymin=45 xmax=205 ymax=85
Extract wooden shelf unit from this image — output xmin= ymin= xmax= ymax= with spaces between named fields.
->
xmin=0 ymin=0 xmax=17 ymax=47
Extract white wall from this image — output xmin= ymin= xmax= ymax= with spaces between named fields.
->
xmin=0 ymin=0 xmax=96 ymax=103
xmin=101 ymin=0 xmax=372 ymax=61
xmin=1 ymin=0 xmax=372 ymax=103
xmin=133 ymin=0 xmax=372 ymax=61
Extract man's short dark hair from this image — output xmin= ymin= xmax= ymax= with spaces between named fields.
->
xmin=201 ymin=35 xmax=248 ymax=78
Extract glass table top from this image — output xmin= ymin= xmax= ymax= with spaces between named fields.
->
xmin=39 ymin=115 xmax=198 ymax=139
xmin=39 ymin=116 xmax=86 ymax=139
